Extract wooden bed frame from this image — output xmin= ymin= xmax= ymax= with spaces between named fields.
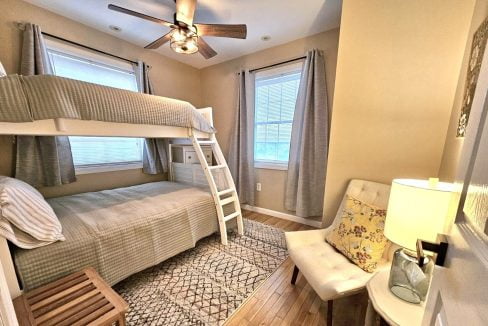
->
xmin=0 ymin=107 xmax=243 ymax=324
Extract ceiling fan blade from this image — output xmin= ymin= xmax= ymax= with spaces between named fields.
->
xmin=108 ymin=4 xmax=174 ymax=28
xmin=198 ymin=37 xmax=217 ymax=59
xmin=176 ymin=0 xmax=197 ymax=26
xmin=195 ymin=24 xmax=247 ymax=39
xmin=144 ymin=32 xmax=173 ymax=49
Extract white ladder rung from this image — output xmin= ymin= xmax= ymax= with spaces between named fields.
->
xmin=218 ymin=188 xmax=235 ymax=197
xmin=223 ymin=211 xmax=241 ymax=222
xmin=209 ymin=165 xmax=226 ymax=170
xmin=198 ymin=140 xmax=216 ymax=145
xmin=220 ymin=196 xmax=236 ymax=206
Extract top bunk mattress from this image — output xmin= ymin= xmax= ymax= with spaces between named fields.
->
xmin=13 ymin=181 xmax=219 ymax=290
xmin=0 ymin=74 xmax=215 ymax=133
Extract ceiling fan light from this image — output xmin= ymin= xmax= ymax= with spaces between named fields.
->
xmin=170 ymin=34 xmax=198 ymax=54
xmin=171 ymin=29 xmax=188 ymax=42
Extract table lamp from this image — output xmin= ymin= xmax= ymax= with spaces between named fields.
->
xmin=384 ymin=178 xmax=454 ymax=304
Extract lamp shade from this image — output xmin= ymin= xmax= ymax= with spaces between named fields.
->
xmin=384 ymin=179 xmax=454 ymax=250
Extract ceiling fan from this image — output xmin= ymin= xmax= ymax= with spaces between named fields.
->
xmin=108 ymin=0 xmax=247 ymax=59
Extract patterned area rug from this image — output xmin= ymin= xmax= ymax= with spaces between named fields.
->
xmin=114 ymin=219 xmax=288 ymax=325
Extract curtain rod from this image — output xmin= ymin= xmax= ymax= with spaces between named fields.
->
xmin=249 ymin=56 xmax=306 ymax=73
xmin=41 ymin=32 xmax=138 ymax=66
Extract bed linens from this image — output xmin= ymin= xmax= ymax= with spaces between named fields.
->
xmin=13 ymin=181 xmax=219 ymax=290
xmin=0 ymin=74 xmax=215 ymax=133
xmin=0 ymin=75 xmax=32 ymax=122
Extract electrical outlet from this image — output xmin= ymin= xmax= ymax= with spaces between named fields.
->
xmin=256 ymin=183 xmax=262 ymax=191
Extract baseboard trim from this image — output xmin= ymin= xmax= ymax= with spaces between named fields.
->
xmin=242 ymin=205 xmax=322 ymax=228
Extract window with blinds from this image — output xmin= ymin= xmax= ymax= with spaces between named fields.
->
xmin=68 ymin=137 xmax=143 ymax=167
xmin=48 ymin=50 xmax=138 ymax=91
xmin=254 ymin=63 xmax=302 ymax=169
xmin=45 ymin=38 xmax=143 ymax=174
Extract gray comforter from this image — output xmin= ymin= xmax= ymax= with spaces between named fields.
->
xmin=0 ymin=74 xmax=215 ymax=133
xmin=13 ymin=182 xmax=219 ymax=290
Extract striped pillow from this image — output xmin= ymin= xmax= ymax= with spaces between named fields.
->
xmin=0 ymin=176 xmax=64 ymax=249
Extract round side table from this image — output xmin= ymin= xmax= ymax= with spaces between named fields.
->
xmin=365 ymin=269 xmax=425 ymax=326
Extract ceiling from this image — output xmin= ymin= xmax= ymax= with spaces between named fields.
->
xmin=24 ymin=0 xmax=342 ymax=69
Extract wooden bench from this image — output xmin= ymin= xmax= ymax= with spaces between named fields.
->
xmin=13 ymin=267 xmax=128 ymax=326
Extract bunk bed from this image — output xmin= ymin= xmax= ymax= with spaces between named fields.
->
xmin=0 ymin=74 xmax=243 ymax=301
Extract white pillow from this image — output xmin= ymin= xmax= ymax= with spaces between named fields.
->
xmin=0 ymin=176 xmax=64 ymax=249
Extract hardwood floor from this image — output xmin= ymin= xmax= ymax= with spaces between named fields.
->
xmin=225 ymin=210 xmax=369 ymax=326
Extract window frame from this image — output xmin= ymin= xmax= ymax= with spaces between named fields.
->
xmin=253 ymin=62 xmax=303 ymax=170
xmin=45 ymin=38 xmax=143 ymax=175
xmin=45 ymin=36 xmax=137 ymax=73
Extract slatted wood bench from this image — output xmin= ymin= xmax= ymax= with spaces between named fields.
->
xmin=13 ymin=267 xmax=128 ymax=326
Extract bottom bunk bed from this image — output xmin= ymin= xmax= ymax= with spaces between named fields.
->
xmin=0 ymin=74 xmax=243 ymax=326
xmin=13 ymin=181 xmax=232 ymax=291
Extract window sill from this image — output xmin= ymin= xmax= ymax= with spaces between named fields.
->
xmin=254 ymin=161 xmax=288 ymax=171
xmin=75 ymin=162 xmax=143 ymax=175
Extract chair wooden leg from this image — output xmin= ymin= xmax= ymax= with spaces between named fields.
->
xmin=291 ymin=265 xmax=299 ymax=285
xmin=327 ymin=300 xmax=333 ymax=326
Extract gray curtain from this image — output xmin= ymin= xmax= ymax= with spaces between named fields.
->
xmin=134 ymin=60 xmax=169 ymax=174
xmin=228 ymin=70 xmax=255 ymax=205
xmin=15 ymin=23 xmax=76 ymax=187
xmin=284 ymin=49 xmax=329 ymax=217
xmin=134 ymin=60 xmax=153 ymax=94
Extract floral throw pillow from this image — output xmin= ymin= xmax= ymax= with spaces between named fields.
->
xmin=325 ymin=195 xmax=389 ymax=273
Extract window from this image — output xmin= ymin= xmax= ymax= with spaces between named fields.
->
xmin=47 ymin=50 xmax=138 ymax=91
xmin=254 ymin=62 xmax=302 ymax=169
xmin=45 ymin=38 xmax=143 ymax=174
xmin=68 ymin=137 xmax=143 ymax=173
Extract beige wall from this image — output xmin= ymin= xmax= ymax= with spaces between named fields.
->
xmin=439 ymin=0 xmax=488 ymax=181
xmin=200 ymin=29 xmax=340 ymax=216
xmin=0 ymin=0 xmax=202 ymax=197
xmin=322 ymin=0 xmax=476 ymax=225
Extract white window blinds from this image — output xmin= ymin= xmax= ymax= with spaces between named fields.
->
xmin=254 ymin=63 xmax=302 ymax=166
xmin=68 ymin=137 xmax=143 ymax=167
xmin=48 ymin=50 xmax=138 ymax=91
xmin=46 ymin=39 xmax=143 ymax=173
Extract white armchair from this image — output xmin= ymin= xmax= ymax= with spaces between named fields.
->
xmin=285 ymin=179 xmax=392 ymax=326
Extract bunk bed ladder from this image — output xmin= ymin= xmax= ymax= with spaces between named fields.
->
xmin=190 ymin=132 xmax=244 ymax=245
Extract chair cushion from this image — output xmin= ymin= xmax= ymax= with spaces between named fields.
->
xmin=325 ymin=195 xmax=389 ymax=272
xmin=286 ymin=229 xmax=384 ymax=300
xmin=330 ymin=179 xmax=391 ymax=230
